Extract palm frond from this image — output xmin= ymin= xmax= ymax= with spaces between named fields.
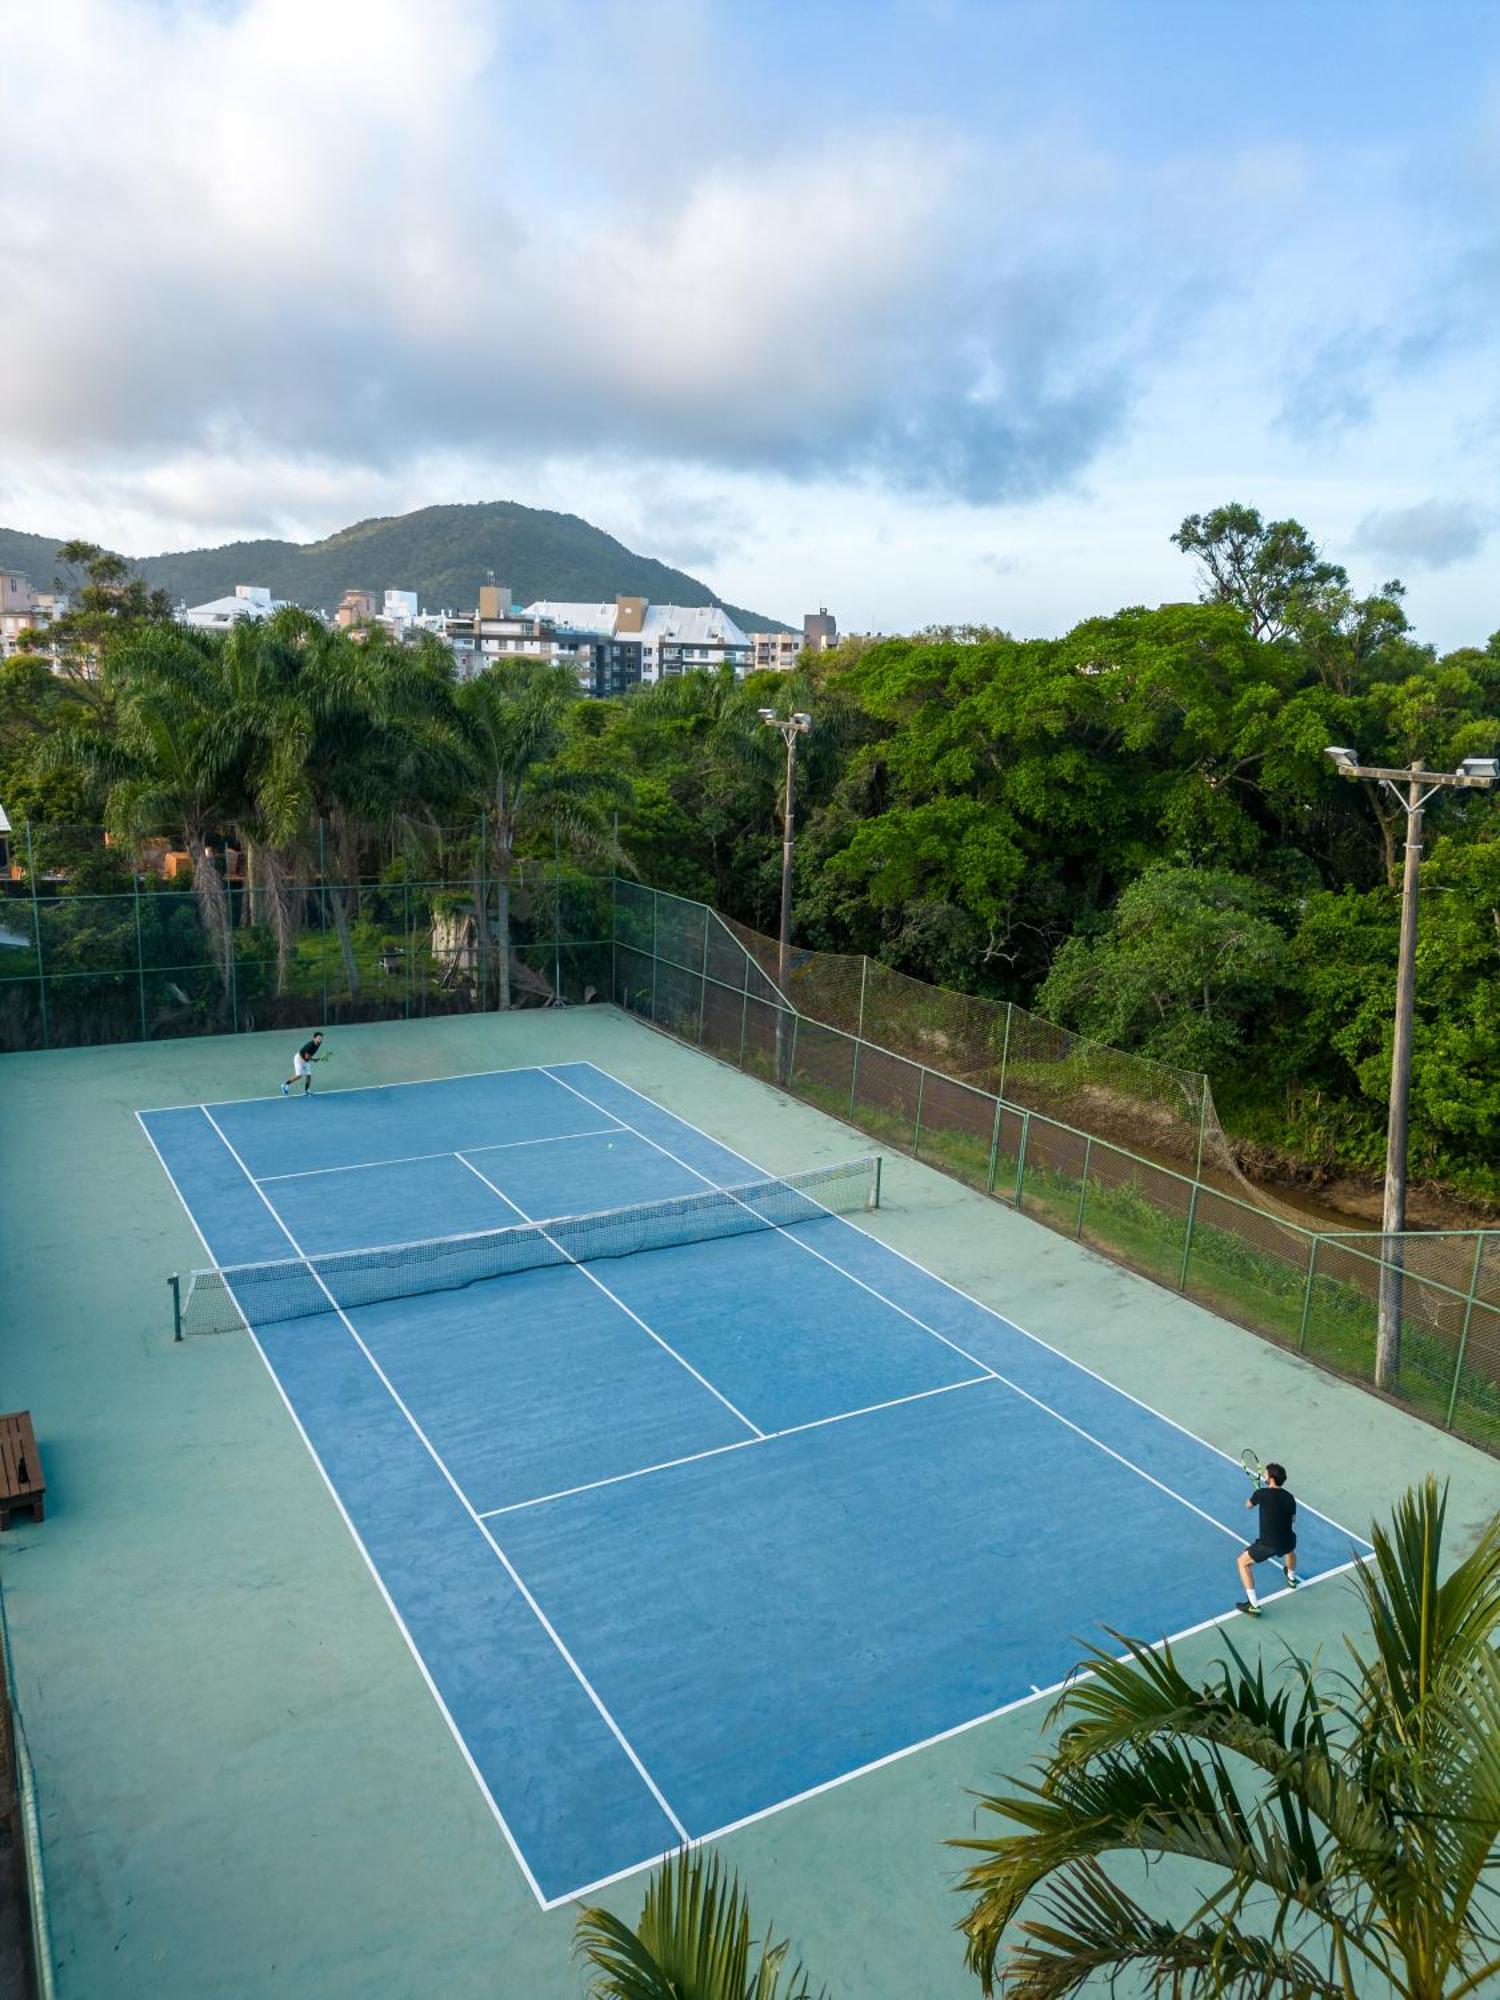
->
xmin=574 ymin=1850 xmax=827 ymax=2000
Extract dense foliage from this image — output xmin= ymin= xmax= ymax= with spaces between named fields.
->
xmin=3 ymin=506 xmax=1498 ymax=1197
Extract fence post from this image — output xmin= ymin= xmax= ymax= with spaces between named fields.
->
xmin=404 ymin=881 xmax=413 ymax=1019
xmin=1178 ymin=1181 xmax=1200 ymax=1292
xmin=856 ymin=956 xmax=869 ymax=1042
xmin=848 ymin=1032 xmax=862 ymax=1120
xmin=997 ymin=1001 xmax=1013 ymax=1103
xmin=1075 ymin=1138 xmax=1092 ymax=1237
xmin=224 ymin=840 xmax=239 ymax=1033
xmin=610 ymin=875 xmax=620 ymax=1006
xmin=984 ymin=1094 xmax=1004 ymax=1195
xmin=1194 ymin=1081 xmax=1209 ymax=1183
xmin=913 ymin=1066 xmax=927 ymax=1157
xmin=1444 ymin=1232 xmax=1489 ymax=1429
xmin=649 ymin=889 xmax=659 ymax=1022
xmin=25 ymin=823 xmax=49 ymax=1050
xmin=1013 ymin=1111 xmax=1031 ymax=1210
xmin=697 ymin=904 xmax=710 ymax=1043
xmin=1297 ymin=1237 xmax=1320 ymax=1353
xmin=786 ymin=1012 xmax=800 ymax=1088
xmin=169 ymin=1273 xmax=183 ymax=1343
xmin=133 ymin=866 xmax=147 ymax=1043
xmin=553 ymin=824 xmax=564 ymax=1003
xmin=317 ymin=818 xmax=329 ymax=1024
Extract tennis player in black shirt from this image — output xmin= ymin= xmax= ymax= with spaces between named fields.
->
xmin=281 ymin=1031 xmax=324 ymax=1096
xmin=1236 ymin=1461 xmax=1299 ymax=1615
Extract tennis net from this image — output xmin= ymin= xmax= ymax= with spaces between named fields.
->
xmin=174 ymin=1155 xmax=881 ymax=1337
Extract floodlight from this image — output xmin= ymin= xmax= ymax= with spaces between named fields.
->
xmin=1324 ymin=746 xmax=1358 ymax=770
xmin=757 ymin=708 xmax=776 ymax=722
xmin=1458 ymin=757 xmax=1499 ymax=781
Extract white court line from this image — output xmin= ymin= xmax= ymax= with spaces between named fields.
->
xmin=541 ymin=1066 xmax=1371 ymax=1564
xmin=452 ymin=1153 xmax=765 ymax=1440
xmin=195 ymin=1105 xmax=692 ymax=1854
xmin=535 ymin=1552 xmax=1373 ymax=1910
xmin=131 ymin=1110 xmax=552 ymax=1911
xmin=139 ymin=1057 xmax=583 ymax=1116
xmin=478 ymin=1374 xmax=992 ymax=1520
xmin=548 ymin=1061 xmax=1375 ymax=1554
xmin=256 ymin=1127 xmax=621 ymax=1184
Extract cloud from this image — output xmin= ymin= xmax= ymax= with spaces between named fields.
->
xmin=1352 ymin=498 xmax=1495 ymax=571
xmin=0 ymin=0 xmax=1200 ymax=514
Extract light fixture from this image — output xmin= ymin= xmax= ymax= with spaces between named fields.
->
xmin=1324 ymin=746 xmax=1358 ymax=770
xmin=1457 ymin=757 xmax=1499 ymax=781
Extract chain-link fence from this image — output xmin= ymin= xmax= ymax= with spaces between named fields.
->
xmin=613 ymin=880 xmax=1500 ymax=1457
xmin=0 ymin=822 xmax=612 ymax=1050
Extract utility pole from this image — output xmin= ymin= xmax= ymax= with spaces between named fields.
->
xmin=759 ymin=707 xmax=811 ymax=1083
xmin=1325 ymin=748 xmax=1498 ymax=1386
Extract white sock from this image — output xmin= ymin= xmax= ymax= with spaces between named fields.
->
xmin=1245 ymin=1585 xmax=1258 ymax=1605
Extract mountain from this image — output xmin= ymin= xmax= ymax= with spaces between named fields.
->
xmin=0 ymin=501 xmax=792 ymax=633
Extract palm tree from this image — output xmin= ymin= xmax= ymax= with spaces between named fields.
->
xmin=955 ymin=1477 xmax=1500 ymax=1998
xmin=574 ymin=1848 xmax=828 ymax=1999
xmin=453 ymin=657 xmax=626 ymax=1008
xmin=46 ymin=622 xmax=249 ymax=999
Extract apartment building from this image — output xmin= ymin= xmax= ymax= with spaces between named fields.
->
xmin=0 ymin=571 xmax=70 ymax=659
xmin=526 ymin=596 xmax=750 ymax=687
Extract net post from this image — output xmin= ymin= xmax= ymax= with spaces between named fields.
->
xmin=1075 ymin=1137 xmax=1092 ymax=1237
xmin=1444 ymin=1232 xmax=1487 ymax=1429
xmin=1297 ymin=1236 xmax=1318 ymax=1352
xmin=912 ymin=1066 xmax=926 ymax=1157
xmin=871 ymin=1156 xmax=882 ymax=1211
xmin=169 ymin=1273 xmax=183 ymax=1343
xmin=984 ymin=1094 xmax=1004 ymax=1195
xmin=1178 ymin=1181 xmax=1200 ymax=1291
xmin=1013 ymin=1110 xmax=1031 ymax=1209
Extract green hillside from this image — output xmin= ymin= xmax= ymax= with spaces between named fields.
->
xmin=0 ymin=501 xmax=789 ymax=632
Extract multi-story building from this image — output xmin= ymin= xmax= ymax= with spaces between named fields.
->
xmin=180 ymin=583 xmax=284 ymax=631
xmin=0 ymin=572 xmax=69 ymax=659
xmin=747 ymin=630 xmax=801 ymax=673
xmin=525 ymin=596 xmax=750 ymax=687
xmin=334 ymin=588 xmax=379 ymax=629
xmin=803 ymin=607 xmax=838 ymax=652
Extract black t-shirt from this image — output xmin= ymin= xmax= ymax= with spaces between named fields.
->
xmin=1249 ymin=1485 xmax=1296 ymax=1551
xmin=297 ymin=1038 xmax=321 ymax=1062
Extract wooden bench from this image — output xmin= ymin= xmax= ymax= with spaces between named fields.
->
xmin=0 ymin=1415 xmax=43 ymax=1529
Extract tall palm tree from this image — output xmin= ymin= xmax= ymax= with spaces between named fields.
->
xmin=955 ymin=1477 xmax=1500 ymax=1999
xmin=46 ymin=622 xmax=249 ymax=998
xmin=574 ymin=1848 xmax=827 ymax=2000
xmin=454 ymin=657 xmax=626 ymax=1008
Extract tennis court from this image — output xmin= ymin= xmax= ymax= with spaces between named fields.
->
xmin=138 ymin=1058 xmax=1370 ymax=1910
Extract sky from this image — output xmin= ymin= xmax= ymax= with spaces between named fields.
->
xmin=2 ymin=0 xmax=1499 ymax=645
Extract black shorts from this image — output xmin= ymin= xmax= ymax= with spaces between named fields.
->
xmin=1246 ymin=1536 xmax=1295 ymax=1565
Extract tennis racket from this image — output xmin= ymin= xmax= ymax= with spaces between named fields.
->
xmin=1240 ymin=1446 xmax=1266 ymax=1486
xmin=311 ymin=1049 xmax=332 ymax=1064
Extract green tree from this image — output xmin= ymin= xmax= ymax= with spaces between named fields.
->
xmin=45 ymin=539 xmax=175 ymax=677
xmin=956 ymin=1478 xmax=1500 ymax=1999
xmin=454 ymin=657 xmax=625 ymax=1008
xmin=1171 ymin=504 xmax=1349 ymax=643
xmin=574 ymin=1849 xmax=827 ymax=2000
xmin=1037 ymin=867 xmax=1290 ymax=1071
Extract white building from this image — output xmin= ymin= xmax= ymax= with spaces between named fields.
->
xmin=179 ymin=583 xmax=285 ymax=631
xmin=524 ymin=595 xmax=750 ymax=686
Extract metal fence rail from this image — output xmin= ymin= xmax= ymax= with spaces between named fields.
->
xmin=612 ymin=880 xmax=1500 ymax=1458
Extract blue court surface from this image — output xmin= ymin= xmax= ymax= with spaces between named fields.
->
xmin=138 ymin=1061 xmax=1372 ymax=1907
